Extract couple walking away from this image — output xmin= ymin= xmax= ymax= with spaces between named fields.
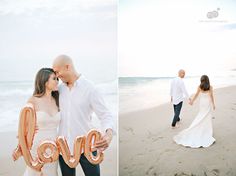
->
xmin=170 ymin=69 xmax=216 ymax=148
xmin=13 ymin=55 xmax=114 ymax=176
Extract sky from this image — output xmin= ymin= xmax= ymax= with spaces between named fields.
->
xmin=119 ymin=0 xmax=236 ymax=77
xmin=0 ymin=0 xmax=117 ymax=83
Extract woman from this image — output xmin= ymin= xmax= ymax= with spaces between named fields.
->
xmin=20 ymin=68 xmax=60 ymax=175
xmin=173 ymin=75 xmax=216 ymax=148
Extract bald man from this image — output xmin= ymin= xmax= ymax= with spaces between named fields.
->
xmin=170 ymin=69 xmax=191 ymax=128
xmin=53 ymin=55 xmax=114 ymax=176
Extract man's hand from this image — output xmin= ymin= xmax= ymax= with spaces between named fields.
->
xmin=94 ymin=129 xmax=113 ymax=152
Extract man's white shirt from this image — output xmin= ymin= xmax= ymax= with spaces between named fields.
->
xmin=58 ymin=76 xmax=114 ymax=151
xmin=170 ymin=77 xmax=189 ymax=105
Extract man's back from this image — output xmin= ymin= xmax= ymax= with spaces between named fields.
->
xmin=170 ymin=77 xmax=188 ymax=105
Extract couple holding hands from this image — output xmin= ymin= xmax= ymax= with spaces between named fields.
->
xmin=170 ymin=69 xmax=216 ymax=148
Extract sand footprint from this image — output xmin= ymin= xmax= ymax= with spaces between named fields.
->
xmin=123 ymin=127 xmax=135 ymax=135
xmin=136 ymin=153 xmax=144 ymax=157
xmin=147 ymin=131 xmax=164 ymax=142
xmin=210 ymin=169 xmax=220 ymax=176
xmin=203 ymin=169 xmax=220 ymax=176
xmin=145 ymin=166 xmax=157 ymax=176
xmin=174 ymin=172 xmax=193 ymax=176
xmin=148 ymin=149 xmax=155 ymax=152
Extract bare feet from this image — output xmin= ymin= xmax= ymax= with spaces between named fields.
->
xmin=177 ymin=120 xmax=182 ymax=125
xmin=172 ymin=124 xmax=180 ymax=129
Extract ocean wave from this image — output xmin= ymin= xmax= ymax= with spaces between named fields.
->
xmin=96 ymin=79 xmax=118 ymax=95
xmin=0 ymin=88 xmax=32 ymax=97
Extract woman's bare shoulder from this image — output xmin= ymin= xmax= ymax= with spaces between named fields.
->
xmin=27 ymin=96 xmax=39 ymax=106
xmin=209 ymin=86 xmax=213 ymax=92
xmin=197 ymin=86 xmax=201 ymax=91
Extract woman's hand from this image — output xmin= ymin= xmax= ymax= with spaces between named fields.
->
xmin=35 ymin=125 xmax=39 ymax=134
xmin=213 ymin=104 xmax=216 ymax=110
xmin=12 ymin=145 xmax=22 ymax=161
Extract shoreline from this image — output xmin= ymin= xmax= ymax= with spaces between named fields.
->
xmin=120 ymin=85 xmax=236 ymax=115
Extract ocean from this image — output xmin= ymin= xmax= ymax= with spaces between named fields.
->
xmin=119 ymin=71 xmax=236 ymax=114
xmin=0 ymin=80 xmax=118 ymax=132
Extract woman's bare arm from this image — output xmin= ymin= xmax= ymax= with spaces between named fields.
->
xmin=190 ymin=86 xmax=201 ymax=105
xmin=210 ymin=86 xmax=216 ymax=110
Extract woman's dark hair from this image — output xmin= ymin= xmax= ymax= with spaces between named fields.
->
xmin=200 ymin=75 xmax=210 ymax=91
xmin=33 ymin=68 xmax=59 ymax=107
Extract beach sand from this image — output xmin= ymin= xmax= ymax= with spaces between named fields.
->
xmin=119 ymin=86 xmax=236 ymax=176
xmin=0 ymin=132 xmax=117 ymax=176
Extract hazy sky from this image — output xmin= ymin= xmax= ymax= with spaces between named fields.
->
xmin=119 ymin=0 xmax=236 ymax=77
xmin=0 ymin=0 xmax=117 ymax=82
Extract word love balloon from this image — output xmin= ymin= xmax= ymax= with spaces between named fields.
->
xmin=12 ymin=104 xmax=104 ymax=171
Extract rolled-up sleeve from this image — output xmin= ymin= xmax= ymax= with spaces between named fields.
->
xmin=170 ymin=80 xmax=174 ymax=96
xmin=90 ymin=87 xmax=115 ymax=134
xmin=181 ymin=80 xmax=189 ymax=98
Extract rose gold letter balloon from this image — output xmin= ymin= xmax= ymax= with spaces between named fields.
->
xmin=12 ymin=104 xmax=105 ymax=170
xmin=37 ymin=141 xmax=59 ymax=163
xmin=84 ymin=130 xmax=104 ymax=165
xmin=13 ymin=104 xmax=43 ymax=171
xmin=57 ymin=136 xmax=85 ymax=168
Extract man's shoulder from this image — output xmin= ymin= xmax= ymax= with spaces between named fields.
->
xmin=80 ymin=76 xmax=95 ymax=89
xmin=171 ymin=77 xmax=179 ymax=83
xmin=58 ymin=83 xmax=65 ymax=91
xmin=175 ymin=77 xmax=183 ymax=83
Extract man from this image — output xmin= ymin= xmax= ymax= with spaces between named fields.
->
xmin=170 ymin=69 xmax=191 ymax=128
xmin=53 ymin=55 xmax=114 ymax=176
